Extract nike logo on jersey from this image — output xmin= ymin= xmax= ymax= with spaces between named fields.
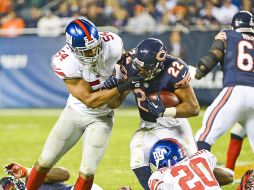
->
xmin=182 ymin=71 xmax=187 ymax=78
xmin=151 ymin=102 xmax=158 ymax=108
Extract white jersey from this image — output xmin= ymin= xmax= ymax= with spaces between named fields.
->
xmin=148 ymin=150 xmax=221 ymax=190
xmin=51 ymin=31 xmax=123 ymax=116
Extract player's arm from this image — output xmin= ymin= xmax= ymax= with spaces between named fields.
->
xmin=43 ymin=167 xmax=70 ymax=183
xmin=65 ymin=76 xmax=142 ymax=109
xmin=172 ymin=84 xmax=200 ymax=118
xmin=195 ymin=31 xmax=226 ymax=79
xmin=213 ymin=167 xmax=234 ymax=186
xmin=107 ymin=89 xmax=131 ymax=109
xmin=64 ymin=78 xmax=121 ymax=108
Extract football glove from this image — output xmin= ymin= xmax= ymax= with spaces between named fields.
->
xmin=103 ymin=75 xmax=118 ymax=89
xmin=4 ymin=163 xmax=28 ymax=178
xmin=147 ymin=95 xmax=165 ymax=117
xmin=238 ymin=169 xmax=254 ymax=190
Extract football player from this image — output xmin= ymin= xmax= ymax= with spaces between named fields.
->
xmin=26 ymin=18 xmax=143 ymax=190
xmin=2 ymin=162 xmax=102 ymax=190
xmin=148 ymin=138 xmax=229 ymax=190
xmin=104 ymin=38 xmax=200 ymax=190
xmin=195 ymin=11 xmax=254 ymax=156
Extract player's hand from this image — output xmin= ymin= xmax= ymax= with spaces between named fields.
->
xmin=117 ymin=76 xmax=144 ymax=93
xmin=117 ymin=50 xmax=135 ymax=66
xmin=4 ymin=162 xmax=28 ymax=178
xmin=195 ymin=68 xmax=205 ymax=80
xmin=118 ymin=186 xmax=132 ymax=190
xmin=103 ymin=75 xmax=118 ymax=89
xmin=147 ymin=95 xmax=165 ymax=117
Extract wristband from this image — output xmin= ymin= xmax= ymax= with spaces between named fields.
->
xmin=163 ymin=107 xmax=177 ymax=117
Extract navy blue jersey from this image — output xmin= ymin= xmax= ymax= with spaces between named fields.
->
xmin=119 ymin=54 xmax=191 ymax=122
xmin=223 ymin=30 xmax=254 ymax=87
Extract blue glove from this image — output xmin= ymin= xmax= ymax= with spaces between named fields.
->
xmin=147 ymin=95 xmax=165 ymax=117
xmin=103 ymin=75 xmax=118 ymax=89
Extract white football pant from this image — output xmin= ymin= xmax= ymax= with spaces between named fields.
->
xmin=38 ymin=106 xmax=113 ymax=175
xmin=130 ymin=118 xmax=197 ymax=169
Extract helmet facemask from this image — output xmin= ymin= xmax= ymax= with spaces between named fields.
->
xmin=132 ymin=57 xmax=164 ymax=81
xmin=72 ymin=38 xmax=103 ymax=67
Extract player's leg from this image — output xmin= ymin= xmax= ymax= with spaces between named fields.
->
xmin=130 ymin=119 xmax=197 ymax=190
xmin=226 ymin=123 xmax=247 ymax=170
xmin=77 ymin=113 xmax=114 ymax=190
xmin=195 ymin=87 xmax=240 ymax=151
xmin=26 ymin=106 xmax=85 ymax=190
xmin=130 ymin=127 xmax=158 ymax=190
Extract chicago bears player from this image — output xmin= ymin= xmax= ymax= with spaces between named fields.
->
xmin=26 ymin=18 xmax=142 ymax=190
xmin=2 ymin=162 xmax=102 ymax=190
xmin=148 ymin=138 xmax=222 ymax=190
xmin=104 ymin=38 xmax=200 ymax=190
xmin=195 ymin=11 xmax=254 ymax=154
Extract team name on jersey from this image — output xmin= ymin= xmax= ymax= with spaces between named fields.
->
xmin=242 ymin=34 xmax=254 ymax=41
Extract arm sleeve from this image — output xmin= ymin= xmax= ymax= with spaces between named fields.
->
xmin=196 ymin=39 xmax=225 ymax=77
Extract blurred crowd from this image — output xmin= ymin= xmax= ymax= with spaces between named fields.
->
xmin=0 ymin=0 xmax=253 ymax=37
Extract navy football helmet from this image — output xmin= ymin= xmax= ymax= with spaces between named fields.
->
xmin=133 ymin=38 xmax=167 ymax=81
xmin=65 ymin=19 xmax=103 ymax=65
xmin=231 ymin=11 xmax=254 ymax=33
xmin=149 ymin=138 xmax=186 ymax=169
xmin=0 ymin=177 xmax=25 ymax=190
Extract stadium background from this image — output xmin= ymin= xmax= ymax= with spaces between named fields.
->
xmin=0 ymin=0 xmax=253 ymax=189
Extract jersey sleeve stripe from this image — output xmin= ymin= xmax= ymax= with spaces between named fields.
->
xmin=199 ymin=86 xmax=234 ymax=141
xmin=88 ymin=79 xmax=100 ymax=86
xmin=74 ymin=20 xmax=92 ymax=41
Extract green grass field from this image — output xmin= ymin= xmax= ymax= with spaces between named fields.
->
xmin=0 ymin=108 xmax=253 ymax=190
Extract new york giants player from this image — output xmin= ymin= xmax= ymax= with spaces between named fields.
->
xmin=104 ymin=38 xmax=200 ymax=190
xmin=26 ymin=19 xmax=142 ymax=190
xmin=148 ymin=138 xmax=222 ymax=190
xmin=195 ymin=11 xmax=254 ymax=154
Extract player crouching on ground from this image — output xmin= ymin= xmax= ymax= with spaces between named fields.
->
xmin=2 ymin=162 xmax=102 ymax=190
xmin=148 ymin=138 xmax=233 ymax=190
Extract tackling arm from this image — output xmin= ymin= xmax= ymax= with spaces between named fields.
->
xmin=195 ymin=39 xmax=225 ymax=79
xmin=64 ymin=78 xmax=121 ymax=108
xmin=107 ymin=89 xmax=131 ymax=109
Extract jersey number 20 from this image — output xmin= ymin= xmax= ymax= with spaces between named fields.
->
xmin=171 ymin=157 xmax=218 ymax=190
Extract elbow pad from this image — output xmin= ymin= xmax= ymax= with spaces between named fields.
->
xmin=197 ymin=51 xmax=219 ymax=76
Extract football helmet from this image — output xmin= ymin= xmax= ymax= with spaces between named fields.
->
xmin=149 ymin=138 xmax=186 ymax=169
xmin=0 ymin=177 xmax=25 ymax=190
xmin=231 ymin=11 xmax=254 ymax=33
xmin=65 ymin=18 xmax=103 ymax=66
xmin=133 ymin=38 xmax=167 ymax=81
